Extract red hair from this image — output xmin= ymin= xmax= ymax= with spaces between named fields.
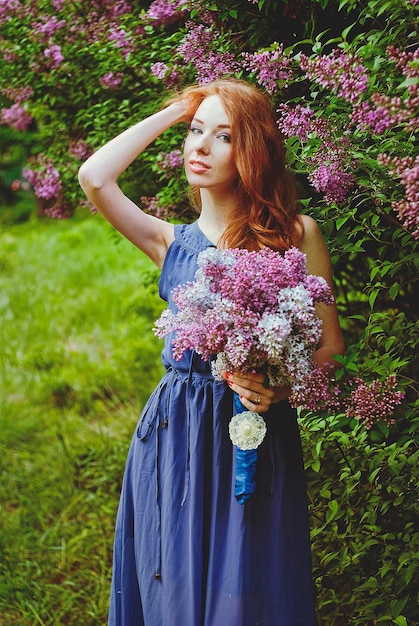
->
xmin=168 ymin=79 xmax=302 ymax=252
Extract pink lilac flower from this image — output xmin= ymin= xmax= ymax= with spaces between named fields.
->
xmin=140 ymin=195 xmax=176 ymax=220
xmin=300 ymin=50 xmax=369 ymax=104
xmin=107 ymin=0 xmax=132 ymax=19
xmin=345 ymin=375 xmax=403 ymax=429
xmin=277 ymin=104 xmax=326 ymax=141
xmin=177 ymin=22 xmax=213 ymax=62
xmin=151 ymin=62 xmax=169 ymax=79
xmin=52 ymin=0 xmax=65 ymax=9
xmin=0 ymin=0 xmax=20 ymax=25
xmin=242 ymin=46 xmax=294 ymax=94
xmin=277 ymin=104 xmax=356 ymax=203
xmin=154 ymin=246 xmax=333 ymax=386
xmin=1 ymin=46 xmax=18 ymax=62
xmin=108 ymin=26 xmax=132 ymax=60
xmin=177 ymin=22 xmax=239 ymax=84
xmin=0 ymin=103 xmax=33 ymax=130
xmin=385 ymin=45 xmax=419 ymax=132
xmin=289 ymin=368 xmax=404 ymax=428
xmin=151 ymin=62 xmax=181 ymax=87
xmin=309 ymin=162 xmax=356 ymax=204
xmin=33 ymin=16 xmax=66 ymax=40
xmin=289 ymin=366 xmax=341 ymax=413
xmin=378 ymin=153 xmax=419 ymax=239
xmin=351 ymin=93 xmax=411 ymax=134
xmin=387 ymin=45 xmax=419 ymax=78
xmin=23 ymin=157 xmax=62 ymax=200
xmin=44 ymin=204 xmax=71 ymax=219
xmin=68 ymin=139 xmax=93 ymax=160
xmin=44 ymin=43 xmax=64 ymax=69
xmin=157 ymin=149 xmax=184 ymax=172
xmin=1 ymin=85 xmax=33 ymax=104
xmin=145 ymin=0 xmax=186 ymax=26
xmin=99 ymin=72 xmax=124 ymax=89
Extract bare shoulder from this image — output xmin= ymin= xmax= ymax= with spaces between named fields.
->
xmin=298 ymin=214 xmax=324 ymax=244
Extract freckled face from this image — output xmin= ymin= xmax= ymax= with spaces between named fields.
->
xmin=184 ymin=95 xmax=239 ymax=191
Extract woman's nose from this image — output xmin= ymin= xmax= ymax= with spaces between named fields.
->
xmin=195 ymin=134 xmax=210 ymax=154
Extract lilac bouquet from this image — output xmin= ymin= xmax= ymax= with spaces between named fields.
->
xmin=154 ymin=246 xmax=334 ymax=387
xmin=154 ymin=245 xmax=334 ymax=504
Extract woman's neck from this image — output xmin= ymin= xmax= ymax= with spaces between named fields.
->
xmin=197 ymin=188 xmax=237 ymax=246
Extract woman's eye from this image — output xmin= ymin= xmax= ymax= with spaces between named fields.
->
xmin=219 ymin=133 xmax=231 ymax=143
xmin=189 ymin=126 xmax=202 ymax=135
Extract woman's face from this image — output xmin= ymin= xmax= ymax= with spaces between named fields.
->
xmin=184 ymin=95 xmax=239 ymax=192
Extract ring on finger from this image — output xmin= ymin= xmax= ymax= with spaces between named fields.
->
xmin=254 ymin=394 xmax=261 ymax=404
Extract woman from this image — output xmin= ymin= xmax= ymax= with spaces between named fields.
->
xmin=79 ymin=78 xmax=345 ymax=626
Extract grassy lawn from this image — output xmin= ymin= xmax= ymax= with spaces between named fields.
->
xmin=0 ymin=213 xmax=165 ymax=625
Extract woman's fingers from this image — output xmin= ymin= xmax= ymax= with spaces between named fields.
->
xmin=222 ymin=371 xmax=275 ymax=413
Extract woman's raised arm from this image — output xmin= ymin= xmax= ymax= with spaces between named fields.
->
xmin=78 ymin=101 xmax=188 ymax=267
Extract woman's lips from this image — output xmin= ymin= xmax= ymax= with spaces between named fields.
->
xmin=189 ymin=160 xmax=210 ymax=173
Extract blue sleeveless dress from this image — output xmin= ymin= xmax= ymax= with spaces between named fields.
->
xmin=108 ymin=221 xmax=316 ymax=626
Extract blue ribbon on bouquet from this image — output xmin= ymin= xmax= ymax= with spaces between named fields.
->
xmin=233 ymin=393 xmax=259 ymax=505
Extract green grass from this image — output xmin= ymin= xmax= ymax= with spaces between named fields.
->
xmin=0 ymin=213 xmax=165 ymax=625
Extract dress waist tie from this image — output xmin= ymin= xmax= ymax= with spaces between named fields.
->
xmin=136 ymin=368 xmax=175 ymax=580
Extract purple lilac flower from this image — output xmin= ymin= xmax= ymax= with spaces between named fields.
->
xmin=289 ymin=368 xmax=403 ymax=428
xmin=387 ymin=45 xmax=419 ymax=79
xmin=44 ymin=43 xmax=64 ymax=69
xmin=52 ymin=0 xmax=65 ymax=9
xmin=99 ymin=72 xmax=124 ymax=89
xmin=289 ymin=366 xmax=341 ymax=413
xmin=33 ymin=16 xmax=66 ymax=40
xmin=145 ymin=0 xmax=186 ymax=26
xmin=242 ymin=46 xmax=293 ymax=94
xmin=300 ymin=50 xmax=369 ymax=104
xmin=107 ymin=0 xmax=132 ymax=19
xmin=157 ymin=149 xmax=184 ymax=172
xmin=151 ymin=62 xmax=169 ymax=79
xmin=277 ymin=104 xmax=356 ymax=203
xmin=378 ymin=153 xmax=419 ymax=239
xmin=23 ymin=157 xmax=62 ymax=200
xmin=108 ymin=26 xmax=132 ymax=60
xmin=386 ymin=46 xmax=419 ymax=131
xmin=0 ymin=103 xmax=33 ymax=130
xmin=68 ymin=139 xmax=93 ymax=161
xmin=0 ymin=0 xmax=20 ymax=25
xmin=151 ymin=62 xmax=181 ymax=87
xmin=44 ymin=204 xmax=71 ymax=219
xmin=345 ymin=375 xmax=403 ymax=429
xmin=351 ymin=93 xmax=411 ymax=134
xmin=309 ymin=162 xmax=356 ymax=204
xmin=140 ymin=195 xmax=176 ymax=220
xmin=1 ymin=85 xmax=33 ymax=104
xmin=277 ymin=104 xmax=325 ymax=141
xmin=177 ymin=22 xmax=239 ymax=84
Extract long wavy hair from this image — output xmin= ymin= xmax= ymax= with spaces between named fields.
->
xmin=169 ymin=79 xmax=302 ymax=252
